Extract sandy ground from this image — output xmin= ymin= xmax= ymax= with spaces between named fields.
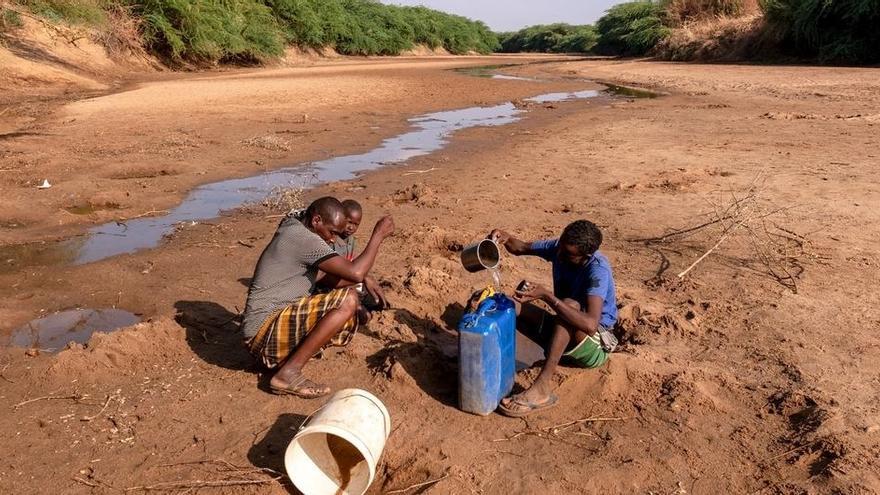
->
xmin=1 ymin=56 xmax=879 ymax=494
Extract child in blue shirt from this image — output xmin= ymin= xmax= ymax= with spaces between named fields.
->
xmin=489 ymin=220 xmax=617 ymax=418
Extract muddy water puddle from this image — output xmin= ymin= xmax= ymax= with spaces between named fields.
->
xmin=454 ymin=65 xmax=538 ymax=81
xmin=5 ymin=308 xmax=140 ymax=351
xmin=603 ymin=83 xmax=660 ymax=99
xmin=2 ymin=82 xmax=658 ymax=271
xmin=64 ymin=204 xmax=121 ymax=215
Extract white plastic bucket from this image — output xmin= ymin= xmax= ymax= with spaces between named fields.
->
xmin=285 ymin=389 xmax=391 ymax=495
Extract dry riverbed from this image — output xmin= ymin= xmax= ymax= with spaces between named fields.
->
xmin=1 ymin=56 xmax=879 ymax=494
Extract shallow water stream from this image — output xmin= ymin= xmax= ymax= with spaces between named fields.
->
xmin=1 ymin=81 xmax=656 ymax=273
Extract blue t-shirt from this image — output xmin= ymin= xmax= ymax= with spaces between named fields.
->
xmin=530 ymin=239 xmax=617 ymax=328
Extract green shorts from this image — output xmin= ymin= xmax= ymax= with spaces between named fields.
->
xmin=563 ymin=332 xmax=608 ymax=369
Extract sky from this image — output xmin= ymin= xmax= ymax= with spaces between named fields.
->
xmin=379 ymin=0 xmax=621 ymax=32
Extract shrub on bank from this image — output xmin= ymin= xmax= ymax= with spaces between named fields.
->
xmin=134 ymin=0 xmax=284 ymax=63
xmin=13 ymin=0 xmax=106 ymax=25
xmin=595 ymin=1 xmax=671 ymax=55
xmin=9 ymin=0 xmax=498 ymax=63
xmin=662 ymin=0 xmax=745 ymax=25
xmin=655 ymin=13 xmax=766 ymax=60
xmin=1 ymin=6 xmax=25 ymax=30
xmin=760 ymin=0 xmax=880 ymax=64
xmin=499 ymin=23 xmax=598 ymax=53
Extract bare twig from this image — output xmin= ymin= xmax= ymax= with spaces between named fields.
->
xmin=0 ymin=363 xmax=13 ymax=383
xmin=73 ymin=477 xmax=98 ymax=487
xmin=13 ymin=393 xmax=83 ymax=409
xmin=493 ymin=416 xmax=628 ymax=443
xmin=125 ymin=477 xmax=282 ymax=491
xmin=761 ymin=439 xmax=821 ymax=463
xmin=677 ymin=212 xmax=753 ymax=278
xmin=483 ymin=449 xmax=527 ymax=458
xmin=81 ymin=394 xmax=114 ymax=422
xmin=629 ymin=215 xmax=734 ymax=243
xmin=385 ymin=474 xmax=450 ymax=494
xmin=124 ymin=210 xmax=169 ymax=221
xmin=401 ymin=167 xmax=438 ymax=176
xmin=546 ymin=416 xmax=629 ymax=431
xmin=156 ymin=459 xmax=281 ymax=477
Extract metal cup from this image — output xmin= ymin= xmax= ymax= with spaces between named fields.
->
xmin=460 ymin=239 xmax=501 ymax=273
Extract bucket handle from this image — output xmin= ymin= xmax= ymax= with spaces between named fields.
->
xmin=297 ymin=402 xmax=331 ymax=432
xmin=296 ymin=392 xmax=391 ymax=438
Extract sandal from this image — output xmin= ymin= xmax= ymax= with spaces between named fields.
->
xmin=497 ymin=393 xmax=559 ymax=418
xmin=270 ymin=374 xmax=330 ymax=399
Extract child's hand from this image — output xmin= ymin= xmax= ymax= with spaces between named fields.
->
xmin=488 ymin=229 xmax=510 ymax=245
xmin=513 ymin=280 xmax=550 ymax=303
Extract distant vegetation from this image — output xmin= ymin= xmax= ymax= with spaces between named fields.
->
xmin=498 ymin=24 xmax=597 ymax=53
xmin=761 ymin=0 xmax=880 ymax=63
xmin=503 ymin=0 xmax=880 ymax=64
xmin=267 ymin=1 xmax=498 ymax=56
xmin=5 ymin=0 xmax=880 ymax=65
xmin=594 ymin=1 xmax=670 ymax=55
xmin=6 ymin=0 xmax=499 ymax=63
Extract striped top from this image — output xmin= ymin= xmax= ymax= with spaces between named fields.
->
xmin=242 ymin=216 xmax=338 ymax=338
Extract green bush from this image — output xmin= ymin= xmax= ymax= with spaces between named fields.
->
xmin=500 ymin=23 xmax=597 ymax=53
xmin=242 ymin=0 xmax=498 ymax=58
xmin=761 ymin=0 xmax=880 ymax=63
xmin=14 ymin=0 xmax=106 ymax=25
xmin=1 ymin=7 xmax=25 ymax=30
xmin=134 ymin=0 xmax=284 ymax=63
xmin=13 ymin=0 xmax=500 ymax=63
xmin=595 ymin=1 xmax=671 ymax=55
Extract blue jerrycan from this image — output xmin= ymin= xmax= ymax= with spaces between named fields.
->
xmin=458 ymin=294 xmax=516 ymax=415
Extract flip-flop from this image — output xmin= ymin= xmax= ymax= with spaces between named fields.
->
xmin=270 ymin=374 xmax=330 ymax=399
xmin=497 ymin=393 xmax=559 ymax=418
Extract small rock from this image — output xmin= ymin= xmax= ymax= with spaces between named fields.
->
xmin=25 ymin=348 xmax=39 ymax=357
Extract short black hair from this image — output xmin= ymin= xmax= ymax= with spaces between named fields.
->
xmin=560 ymin=220 xmax=602 ymax=256
xmin=341 ymin=199 xmax=362 ymax=215
xmin=304 ymin=196 xmax=344 ymax=223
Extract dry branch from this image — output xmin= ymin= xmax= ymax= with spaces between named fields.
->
xmin=124 ymin=210 xmax=169 ymax=221
xmin=629 ymin=215 xmax=734 ymax=243
xmin=677 ymin=212 xmax=753 ymax=278
xmin=546 ymin=416 xmax=629 ymax=431
xmin=401 ymin=167 xmax=438 ymax=176
xmin=493 ymin=416 xmax=628 ymax=442
xmin=73 ymin=477 xmax=98 ymax=487
xmin=125 ymin=477 xmax=281 ymax=492
xmin=635 ymin=171 xmax=811 ymax=292
xmin=13 ymin=393 xmax=83 ymax=409
xmin=761 ymin=439 xmax=822 ymax=463
xmin=385 ymin=474 xmax=450 ymax=494
xmin=81 ymin=394 xmax=114 ymax=422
